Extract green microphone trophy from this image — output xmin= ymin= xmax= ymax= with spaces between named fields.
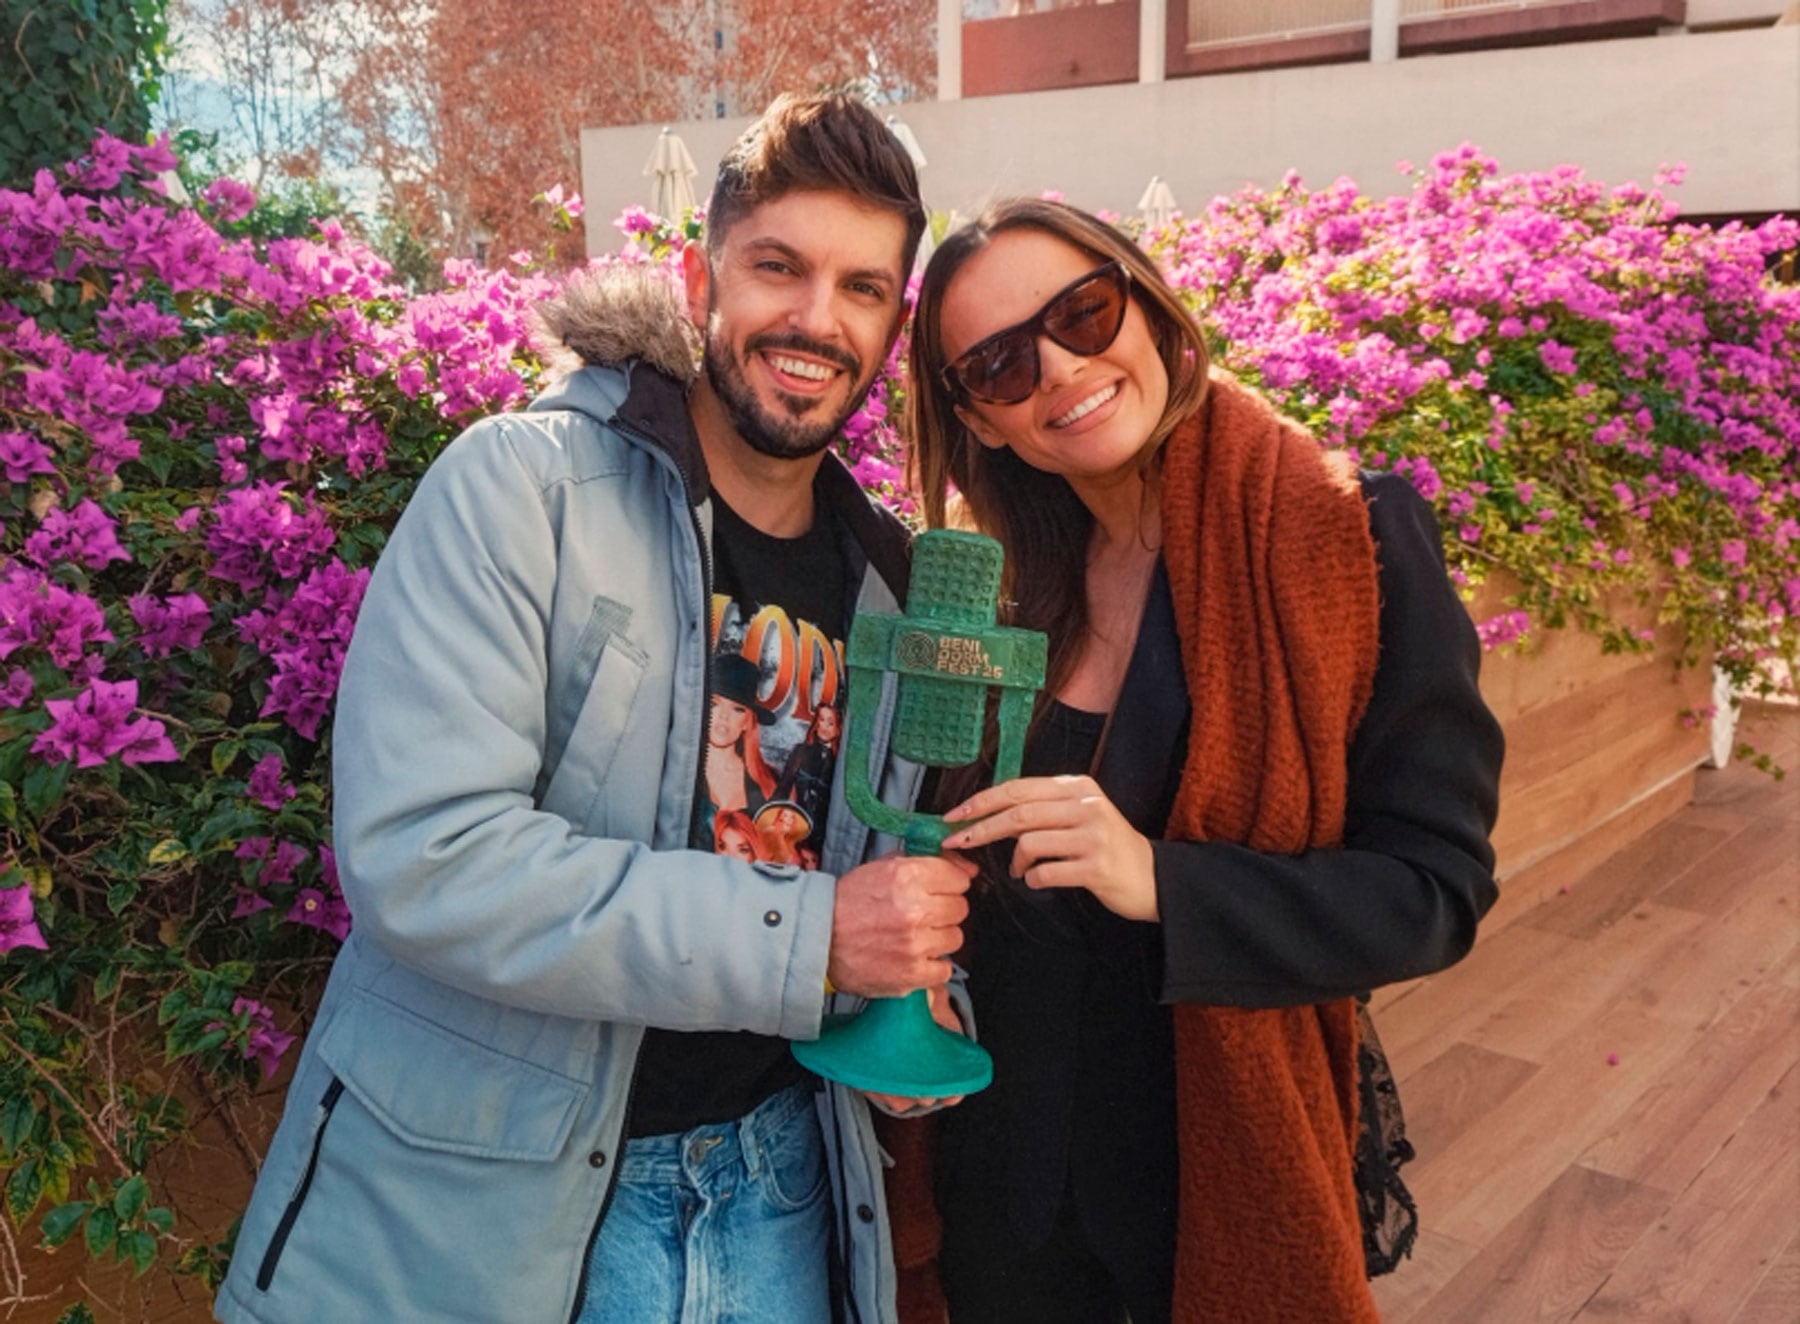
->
xmin=792 ymin=528 xmax=1047 ymax=1097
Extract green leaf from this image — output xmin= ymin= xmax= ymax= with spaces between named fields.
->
xmin=0 ymin=1095 xmax=36 ymax=1157
xmin=113 ymin=1173 xmax=149 ymax=1222
xmin=144 ymin=1204 xmax=174 ymax=1234
xmin=0 ymin=779 xmax=18 ymax=827
xmin=55 ymin=1304 xmax=96 ymax=1324
xmin=6 ymin=1158 xmax=44 ymax=1221
xmin=211 ymin=740 xmax=241 ymax=776
xmin=40 ymin=1200 xmax=89 ymax=1248
xmin=84 ymin=1206 xmax=118 ymax=1257
xmin=127 ymin=1227 xmax=157 ymax=1275
xmin=93 ymin=962 xmax=122 ymax=1000
xmin=22 ymin=759 xmax=72 ymax=821
xmin=106 ymin=879 xmax=140 ymax=915
xmin=147 ymin=838 xmax=189 ymax=866
xmin=157 ymin=988 xmax=190 ymax=1026
xmin=0 ymin=732 xmax=35 ymax=787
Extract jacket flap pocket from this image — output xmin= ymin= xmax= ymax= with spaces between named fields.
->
xmin=317 ymin=991 xmax=588 ymax=1161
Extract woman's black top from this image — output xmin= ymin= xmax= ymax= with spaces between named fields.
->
xmin=933 ymin=473 xmax=1505 ymax=1299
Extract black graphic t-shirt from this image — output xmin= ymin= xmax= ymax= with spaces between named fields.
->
xmin=627 ymin=489 xmax=848 ymax=1137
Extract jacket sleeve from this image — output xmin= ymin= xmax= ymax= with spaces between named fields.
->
xmin=330 ymin=417 xmax=836 ymax=1035
xmin=1154 ymin=472 xmax=1504 ymax=1007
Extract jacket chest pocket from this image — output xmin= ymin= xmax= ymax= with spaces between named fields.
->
xmin=539 ymin=595 xmax=648 ymax=826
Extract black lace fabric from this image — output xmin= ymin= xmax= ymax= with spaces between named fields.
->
xmin=1353 ymin=995 xmax=1418 ymax=1278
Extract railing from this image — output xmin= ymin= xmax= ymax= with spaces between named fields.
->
xmin=1180 ymin=0 xmax=1612 ymax=49
xmin=1400 ymin=0 xmax=1601 ymax=19
xmin=1183 ymin=0 xmax=1369 ymax=48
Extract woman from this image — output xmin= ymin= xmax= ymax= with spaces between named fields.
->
xmin=704 ymin=653 xmax=778 ymax=820
xmin=901 ymin=199 xmax=1503 ymax=1324
xmin=712 ymin=808 xmax=761 ymax=863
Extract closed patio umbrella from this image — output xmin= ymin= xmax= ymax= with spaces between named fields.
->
xmin=644 ymin=126 xmax=699 ymax=220
xmin=1138 ymin=175 xmax=1179 ymax=228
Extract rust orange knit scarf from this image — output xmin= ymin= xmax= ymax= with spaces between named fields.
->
xmin=1157 ymin=373 xmax=1381 ymax=1323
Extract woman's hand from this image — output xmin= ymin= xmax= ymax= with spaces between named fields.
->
xmin=942 ymin=775 xmax=1159 ymax=922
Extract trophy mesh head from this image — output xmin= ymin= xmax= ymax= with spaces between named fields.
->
xmin=910 ymin=530 xmax=1003 ymax=627
xmin=891 ymin=674 xmax=986 ymax=767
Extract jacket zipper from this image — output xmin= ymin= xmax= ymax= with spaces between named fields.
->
xmin=566 ymin=429 xmax=713 ymax=1324
xmin=256 ymin=1078 xmax=344 ymax=1291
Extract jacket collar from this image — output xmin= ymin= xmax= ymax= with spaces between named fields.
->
xmin=612 ymin=360 xmax=911 ymax=606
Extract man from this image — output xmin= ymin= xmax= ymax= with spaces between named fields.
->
xmin=215 ymin=93 xmax=971 ymax=1324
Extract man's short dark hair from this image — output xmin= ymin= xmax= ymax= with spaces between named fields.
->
xmin=705 ymin=92 xmax=926 ymax=276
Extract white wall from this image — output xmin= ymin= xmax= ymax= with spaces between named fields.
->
xmin=581 ymin=26 xmax=1800 ymax=254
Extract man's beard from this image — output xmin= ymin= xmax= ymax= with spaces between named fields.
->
xmin=703 ymin=316 xmax=871 ymax=461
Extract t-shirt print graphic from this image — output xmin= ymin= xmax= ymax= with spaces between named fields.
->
xmin=698 ymin=593 xmax=846 ymax=872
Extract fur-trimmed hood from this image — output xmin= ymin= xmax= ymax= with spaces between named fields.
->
xmin=532 ymin=264 xmax=699 ymax=383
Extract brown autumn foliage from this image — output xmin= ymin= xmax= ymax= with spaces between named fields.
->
xmin=175 ymin=0 xmax=938 ymax=265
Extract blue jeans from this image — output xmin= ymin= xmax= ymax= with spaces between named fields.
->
xmin=578 ymin=1083 xmax=833 ymax=1323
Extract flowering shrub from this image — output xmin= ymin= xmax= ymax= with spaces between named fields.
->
xmin=0 ymin=134 xmax=554 ymax=1314
xmin=0 ymin=133 xmax=1793 ymax=1318
xmin=1148 ymin=146 xmax=1800 ymax=697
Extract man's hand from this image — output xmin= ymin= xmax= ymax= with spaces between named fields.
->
xmin=827 ymin=852 xmax=975 ymax=999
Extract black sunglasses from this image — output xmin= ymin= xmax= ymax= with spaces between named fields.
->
xmin=941 ymin=261 xmax=1132 ymax=406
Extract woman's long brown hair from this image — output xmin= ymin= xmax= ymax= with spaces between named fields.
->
xmin=905 ymin=200 xmax=1211 ymax=802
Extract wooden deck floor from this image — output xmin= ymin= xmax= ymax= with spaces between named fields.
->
xmin=1369 ymin=703 xmax=1800 ymax=1324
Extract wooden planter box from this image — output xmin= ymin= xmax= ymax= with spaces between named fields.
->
xmin=1469 ymin=575 xmax=1714 ymax=919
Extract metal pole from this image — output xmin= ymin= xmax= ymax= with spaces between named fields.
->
xmin=939 ymin=0 xmax=963 ymax=100
xmin=1371 ymin=0 xmax=1400 ymax=63
xmin=1140 ymin=0 xmax=1167 ymax=83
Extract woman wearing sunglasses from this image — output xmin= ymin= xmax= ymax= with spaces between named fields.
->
xmin=899 ymin=198 xmax=1503 ymax=1323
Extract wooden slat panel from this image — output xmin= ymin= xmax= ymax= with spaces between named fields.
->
xmin=1728 ymin=1228 xmax=1800 ymax=1324
xmin=1577 ymin=1064 xmax=1800 ymax=1322
xmin=963 ymin=2 xmax=1140 ymax=97
xmin=1481 ymin=770 xmax=1697 ymax=928
xmin=1456 ymin=902 xmax=1703 ymax=1064
xmin=1579 ymin=982 xmax=1800 ymax=1194
xmin=1390 ymin=1042 xmax=1540 ymax=1172
xmin=1369 ymin=1228 xmax=1482 ymax=1324
xmin=1373 ymin=920 xmax=1587 ymax=1075
xmin=1523 ymin=810 xmax=1738 ymax=940
xmin=1421 ymin=1164 xmax=1669 ymax=1322
xmin=1421 ymin=995 xmax=1701 ymax=1244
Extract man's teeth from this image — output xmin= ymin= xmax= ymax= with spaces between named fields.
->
xmin=769 ymin=354 xmax=835 ymax=382
xmin=1052 ymin=383 xmax=1119 ymax=428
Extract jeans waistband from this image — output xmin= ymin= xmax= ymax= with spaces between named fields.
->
xmin=616 ymin=1083 xmax=815 ymax=1187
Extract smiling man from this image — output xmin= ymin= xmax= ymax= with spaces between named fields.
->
xmin=214 ymin=94 xmax=971 ymax=1324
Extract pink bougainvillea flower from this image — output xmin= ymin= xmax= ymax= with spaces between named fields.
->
xmin=287 ymin=885 xmax=352 ymax=943
xmin=24 ymin=499 xmax=132 ymax=571
xmin=212 ymin=997 xmax=295 ymax=1080
xmin=234 ymin=836 xmax=308 ymax=887
xmin=0 ymin=431 xmax=57 ymax=484
xmin=231 ymin=888 xmax=272 ymax=919
xmin=129 ymin=592 xmax=211 ymax=658
xmin=247 ymin=753 xmax=295 ymax=810
xmin=0 ymin=669 xmax=32 ymax=709
xmin=202 ymin=178 xmax=257 ymax=224
xmin=33 ymin=677 xmax=178 ymax=768
xmin=0 ymin=886 xmax=47 ymax=954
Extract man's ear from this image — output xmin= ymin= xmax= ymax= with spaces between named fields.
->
xmin=681 ymin=243 xmax=710 ymax=328
xmin=955 ymin=403 xmax=1008 ymax=452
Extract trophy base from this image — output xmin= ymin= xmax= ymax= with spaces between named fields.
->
xmin=793 ymin=988 xmax=994 ymax=1097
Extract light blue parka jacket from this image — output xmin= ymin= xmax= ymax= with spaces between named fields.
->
xmin=215 ymin=278 xmax=925 ymax=1324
